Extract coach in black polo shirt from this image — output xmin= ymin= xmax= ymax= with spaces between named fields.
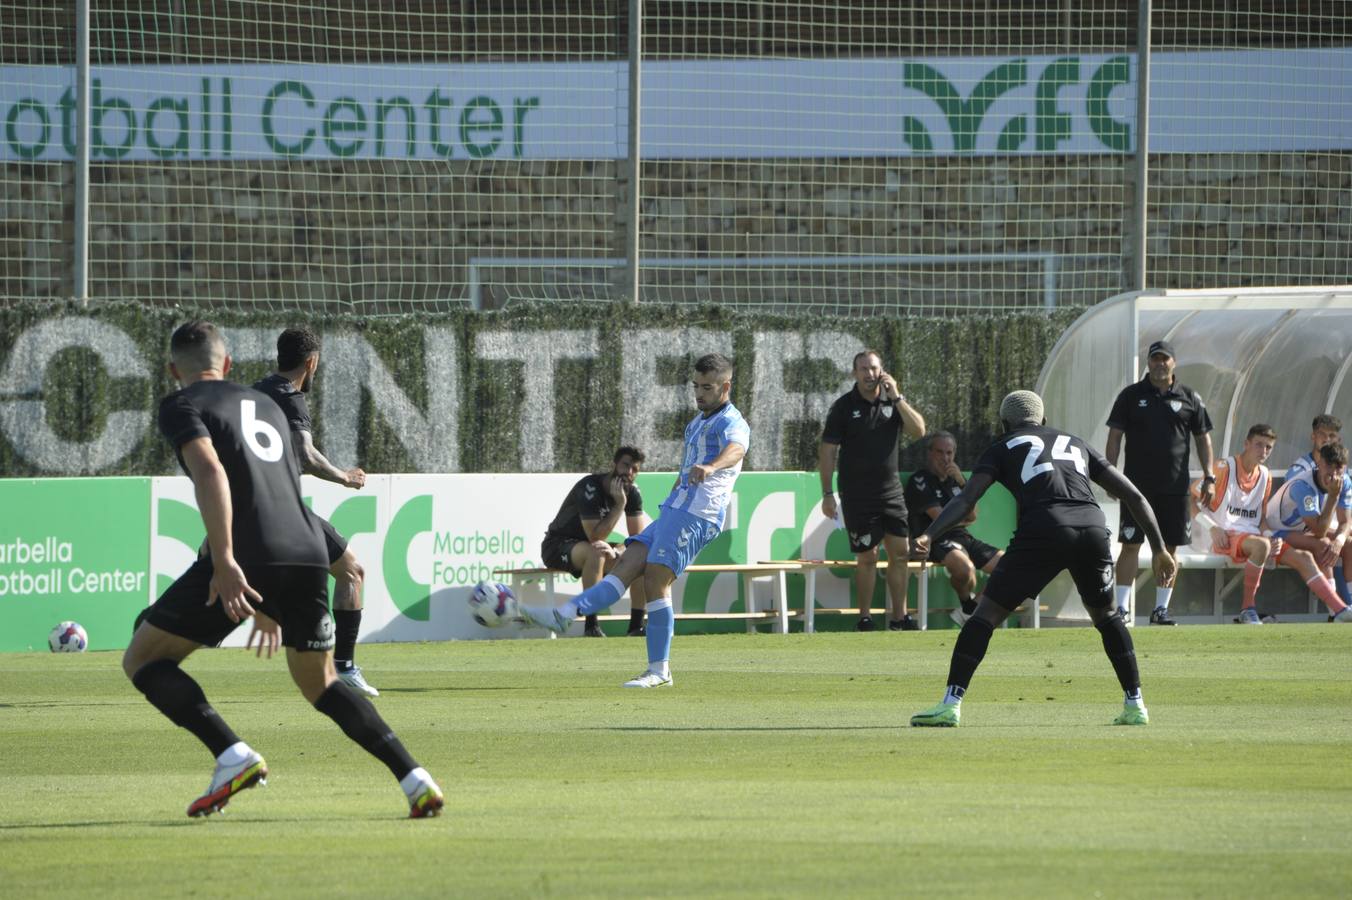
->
xmin=819 ymin=349 xmax=926 ymax=631
xmin=1105 ymin=339 xmax=1215 ymax=625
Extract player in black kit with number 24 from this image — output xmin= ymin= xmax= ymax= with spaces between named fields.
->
xmin=909 ymin=391 xmax=1177 ymax=728
xmin=122 ymin=321 xmax=443 ymax=818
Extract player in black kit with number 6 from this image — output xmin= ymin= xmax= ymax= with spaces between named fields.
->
xmin=909 ymin=391 xmax=1177 ymax=728
xmin=122 ymin=321 xmax=443 ymax=818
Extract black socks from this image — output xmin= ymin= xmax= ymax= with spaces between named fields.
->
xmin=132 ymin=659 xmax=240 ymax=757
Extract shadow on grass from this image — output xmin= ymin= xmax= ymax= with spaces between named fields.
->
xmin=589 ymin=725 xmax=899 ymax=732
xmin=0 ymin=814 xmax=396 ymax=831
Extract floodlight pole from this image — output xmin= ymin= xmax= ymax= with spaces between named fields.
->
xmin=1130 ymin=0 xmax=1152 ymax=292
xmin=73 ymin=0 xmax=91 ymax=307
xmin=624 ymin=0 xmax=643 ymax=306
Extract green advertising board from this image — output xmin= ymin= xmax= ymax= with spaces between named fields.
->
xmin=0 ymin=477 xmax=151 ymax=652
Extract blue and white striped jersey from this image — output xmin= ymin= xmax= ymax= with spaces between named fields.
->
xmin=662 ymin=403 xmax=751 ymax=528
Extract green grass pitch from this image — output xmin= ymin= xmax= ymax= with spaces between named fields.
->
xmin=2 ymin=626 xmax=1349 ymax=898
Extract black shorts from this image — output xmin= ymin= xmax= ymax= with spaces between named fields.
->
xmin=317 ymin=515 xmax=348 ymax=565
xmin=928 ymin=530 xmax=1001 ymax=570
xmin=840 ymin=490 xmax=909 ymax=554
xmin=541 ymin=534 xmax=583 ymax=577
xmin=143 ymin=558 xmax=334 ymax=651
xmin=1118 ymin=493 xmax=1191 ymax=547
xmin=983 ymin=525 xmax=1114 ymax=612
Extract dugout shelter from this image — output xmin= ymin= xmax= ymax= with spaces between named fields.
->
xmin=1033 ymin=285 xmax=1352 ymax=620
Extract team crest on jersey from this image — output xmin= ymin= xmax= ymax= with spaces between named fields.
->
xmin=1169 ymin=400 xmax=1183 ymax=413
xmin=881 ymin=405 xmax=893 ymax=418
xmin=1303 ymin=496 xmax=1319 ymax=513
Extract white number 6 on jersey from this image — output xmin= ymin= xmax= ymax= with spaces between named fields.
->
xmin=241 ymin=399 xmax=284 ymax=462
xmin=1007 ymin=433 xmax=1086 ymax=483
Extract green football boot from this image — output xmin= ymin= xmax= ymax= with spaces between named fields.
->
xmin=1112 ymin=704 xmax=1149 ymax=726
xmin=910 ymin=702 xmax=960 ymax=727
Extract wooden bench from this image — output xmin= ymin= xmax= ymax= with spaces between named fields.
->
xmin=491 ymin=562 xmax=802 ymax=635
xmin=765 ymin=559 xmax=1043 ymax=631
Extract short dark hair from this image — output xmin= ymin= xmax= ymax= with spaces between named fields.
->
xmin=277 ymin=327 xmax=322 ymax=372
xmin=614 ymin=445 xmax=646 ymax=464
xmin=1319 ymin=442 xmax=1350 ymax=467
xmin=1313 ymin=414 xmax=1343 ymax=432
xmin=928 ymin=430 xmax=956 ymax=449
xmin=1246 ymin=424 xmax=1277 ymax=441
xmin=694 ymin=353 xmax=734 ymax=380
xmin=170 ymin=320 xmax=225 ymax=370
xmin=852 ymin=349 xmax=883 ymax=369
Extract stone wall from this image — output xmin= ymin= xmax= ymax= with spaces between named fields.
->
xmin=3 ymin=152 xmax=1349 ymax=311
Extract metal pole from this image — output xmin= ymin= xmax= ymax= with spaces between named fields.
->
xmin=73 ymin=0 xmax=92 ymax=306
xmin=625 ymin=0 xmax=642 ymax=305
xmin=1130 ymin=0 xmax=1152 ymax=292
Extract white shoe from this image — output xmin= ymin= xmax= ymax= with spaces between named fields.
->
xmin=1116 ymin=607 xmax=1131 ymax=621
xmin=1333 ymin=607 xmax=1352 ymax=623
xmin=623 ymin=669 xmax=673 ymax=688
xmin=519 ymin=603 xmax=572 ymax=634
xmin=949 ymin=608 xmax=970 ymax=627
xmin=338 ymin=666 xmax=379 ymax=697
xmin=187 ymin=750 xmax=268 ymax=817
xmin=1237 ymin=608 xmax=1262 ymax=625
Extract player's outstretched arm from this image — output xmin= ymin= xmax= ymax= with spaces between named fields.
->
xmin=915 ymin=473 xmax=993 ymax=557
xmin=298 ymin=429 xmax=365 ymax=489
xmin=689 ymin=441 xmax=747 ymax=484
xmin=1094 ymin=465 xmax=1177 ymax=586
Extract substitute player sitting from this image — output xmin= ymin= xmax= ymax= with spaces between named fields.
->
xmin=1189 ymin=424 xmax=1277 ymax=624
xmin=904 ymin=430 xmax=1004 ymax=626
xmin=542 ymin=445 xmax=650 ymax=637
xmin=1262 ymin=441 xmax=1352 ymax=623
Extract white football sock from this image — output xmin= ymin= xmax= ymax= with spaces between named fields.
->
xmin=400 ymin=767 xmax=432 ymax=797
xmin=1114 ymin=585 xmax=1131 ymax=610
xmin=1155 ymin=586 xmax=1173 ymax=611
xmin=216 ymin=742 xmax=252 ymax=767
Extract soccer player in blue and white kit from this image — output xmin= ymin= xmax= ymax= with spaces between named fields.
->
xmin=1285 ymin=414 xmax=1351 ymax=607
xmin=519 ymin=353 xmax=749 ymax=687
xmin=1265 ymin=441 xmax=1352 ymax=622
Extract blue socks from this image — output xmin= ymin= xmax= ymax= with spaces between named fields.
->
xmin=645 ymin=599 xmax=674 ymax=669
xmin=574 ymin=574 xmax=626 ymax=616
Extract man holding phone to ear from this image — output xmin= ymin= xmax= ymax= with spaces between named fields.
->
xmin=819 ymin=350 xmax=926 ymax=631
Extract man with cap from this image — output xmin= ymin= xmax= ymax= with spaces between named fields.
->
xmin=1105 ymin=339 xmax=1215 ymax=625
xmin=909 ymin=390 xmax=1177 ymax=728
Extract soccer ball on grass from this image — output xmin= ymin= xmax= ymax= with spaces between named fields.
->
xmin=49 ymin=621 xmax=88 ymax=653
xmin=468 ymin=581 xmax=518 ymax=628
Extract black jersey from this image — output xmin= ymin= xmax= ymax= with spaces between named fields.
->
xmin=973 ymin=425 xmax=1110 ymax=532
xmin=252 ymin=373 xmax=311 ymax=471
xmin=158 ymin=380 xmax=328 ymax=567
xmin=821 ymin=388 xmax=905 ymax=495
xmin=545 ymin=473 xmax=645 ymax=542
xmin=904 ymin=469 xmax=968 ymax=537
xmin=1106 ymin=376 xmax=1212 ymax=494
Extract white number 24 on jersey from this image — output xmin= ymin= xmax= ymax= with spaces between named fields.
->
xmin=1006 ymin=434 xmax=1086 ymax=483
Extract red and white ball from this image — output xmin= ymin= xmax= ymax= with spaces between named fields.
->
xmin=48 ymin=621 xmax=88 ymax=653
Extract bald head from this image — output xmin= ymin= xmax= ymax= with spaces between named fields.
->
xmin=169 ymin=321 xmax=228 ymax=382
